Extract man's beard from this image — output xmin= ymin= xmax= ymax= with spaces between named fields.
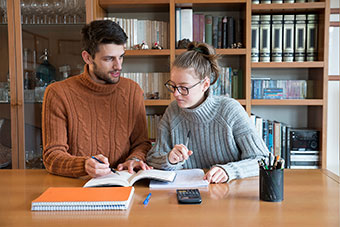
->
xmin=93 ymin=62 xmax=120 ymax=84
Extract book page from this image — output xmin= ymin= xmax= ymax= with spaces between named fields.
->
xmin=83 ymin=172 xmax=132 ymax=187
xmin=149 ymin=169 xmax=209 ymax=189
xmin=128 ymin=169 xmax=176 ymax=185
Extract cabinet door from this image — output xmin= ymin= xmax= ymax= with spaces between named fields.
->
xmin=17 ymin=0 xmax=87 ymax=169
xmin=0 ymin=0 xmax=11 ymax=169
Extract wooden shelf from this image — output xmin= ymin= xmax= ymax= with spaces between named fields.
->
xmin=252 ymin=2 xmax=326 ymax=13
xmin=144 ymin=99 xmax=172 ymax=106
xmin=251 ymin=99 xmax=324 ymax=106
xmin=252 ymin=61 xmax=324 ymax=68
xmin=175 ymin=0 xmax=247 ymax=4
xmin=125 ymin=49 xmax=170 ymax=56
xmin=99 ymin=0 xmax=170 ymax=12
xmin=237 ymin=99 xmax=246 ymax=105
xmin=175 ymin=48 xmax=246 ymax=55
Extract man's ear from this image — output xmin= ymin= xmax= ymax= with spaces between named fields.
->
xmin=202 ymin=77 xmax=210 ymax=92
xmin=81 ymin=50 xmax=93 ymax=65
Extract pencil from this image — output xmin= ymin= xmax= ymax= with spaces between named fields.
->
xmin=185 ymin=130 xmax=191 ymax=147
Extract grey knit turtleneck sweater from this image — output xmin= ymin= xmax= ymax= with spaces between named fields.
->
xmin=146 ymin=92 xmax=269 ymax=182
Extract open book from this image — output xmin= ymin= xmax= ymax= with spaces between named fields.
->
xmin=83 ymin=169 xmax=176 ymax=188
xmin=149 ymin=169 xmax=209 ymax=189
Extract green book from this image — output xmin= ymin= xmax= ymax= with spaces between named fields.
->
xmin=205 ymin=15 xmax=212 ymax=45
xmin=238 ymin=69 xmax=243 ymax=99
xmin=232 ymin=69 xmax=239 ymax=99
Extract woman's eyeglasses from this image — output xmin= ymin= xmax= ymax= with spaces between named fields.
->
xmin=164 ymin=79 xmax=204 ymax=96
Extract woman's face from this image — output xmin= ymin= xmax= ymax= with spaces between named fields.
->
xmin=169 ymin=67 xmax=210 ymax=109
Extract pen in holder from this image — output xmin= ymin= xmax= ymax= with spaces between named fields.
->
xmin=259 ymin=168 xmax=284 ymax=202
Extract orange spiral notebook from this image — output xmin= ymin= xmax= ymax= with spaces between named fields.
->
xmin=31 ymin=186 xmax=134 ymax=211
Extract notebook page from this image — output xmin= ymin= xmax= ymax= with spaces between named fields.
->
xmin=149 ymin=169 xmax=209 ymax=189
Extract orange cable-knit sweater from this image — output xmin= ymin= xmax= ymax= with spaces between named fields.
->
xmin=42 ymin=66 xmax=151 ymax=177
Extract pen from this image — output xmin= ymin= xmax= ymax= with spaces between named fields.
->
xmin=274 ymin=155 xmax=280 ymax=169
xmin=91 ymin=156 xmax=120 ymax=175
xmin=268 ymin=153 xmax=272 ymax=170
xmin=261 ymin=159 xmax=269 ymax=170
xmin=143 ymin=193 xmax=152 ymax=206
xmin=185 ymin=130 xmax=191 ymax=147
xmin=273 ymin=155 xmax=278 ymax=168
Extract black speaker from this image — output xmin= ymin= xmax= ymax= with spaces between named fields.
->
xmin=290 ymin=129 xmax=319 ymax=151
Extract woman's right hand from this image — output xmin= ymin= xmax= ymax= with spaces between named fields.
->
xmin=168 ymin=144 xmax=193 ymax=164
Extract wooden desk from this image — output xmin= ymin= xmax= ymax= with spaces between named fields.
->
xmin=0 ymin=169 xmax=339 ymax=227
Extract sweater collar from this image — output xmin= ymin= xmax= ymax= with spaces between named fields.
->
xmin=79 ymin=65 xmax=120 ymax=94
xmin=180 ymin=90 xmax=219 ymax=122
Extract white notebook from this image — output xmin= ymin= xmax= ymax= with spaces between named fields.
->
xmin=149 ymin=169 xmax=209 ymax=189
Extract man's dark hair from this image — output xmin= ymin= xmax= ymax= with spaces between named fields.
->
xmin=81 ymin=20 xmax=128 ymax=58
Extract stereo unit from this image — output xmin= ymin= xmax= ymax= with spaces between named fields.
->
xmin=290 ymin=129 xmax=320 ymax=151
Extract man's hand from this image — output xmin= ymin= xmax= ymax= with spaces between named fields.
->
xmin=117 ymin=159 xmax=153 ymax=174
xmin=204 ymin=166 xmax=229 ymax=184
xmin=168 ymin=144 xmax=193 ymax=164
xmin=85 ymin=154 xmax=112 ymax=178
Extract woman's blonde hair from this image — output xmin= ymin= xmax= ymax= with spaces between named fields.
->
xmin=172 ymin=42 xmax=220 ymax=85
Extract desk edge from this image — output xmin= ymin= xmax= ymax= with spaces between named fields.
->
xmin=321 ymin=169 xmax=340 ymax=184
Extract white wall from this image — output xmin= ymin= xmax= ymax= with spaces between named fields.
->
xmin=327 ymin=0 xmax=340 ymax=176
xmin=327 ymin=81 xmax=339 ymax=175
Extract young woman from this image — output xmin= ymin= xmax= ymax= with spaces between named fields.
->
xmin=146 ymin=42 xmax=269 ymax=183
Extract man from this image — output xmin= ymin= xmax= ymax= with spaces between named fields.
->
xmin=42 ymin=20 xmax=152 ymax=178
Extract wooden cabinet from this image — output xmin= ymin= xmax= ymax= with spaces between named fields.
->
xmin=92 ymin=0 xmax=329 ymax=168
xmin=1 ymin=0 xmax=90 ymax=169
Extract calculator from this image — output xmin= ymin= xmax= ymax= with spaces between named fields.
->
xmin=176 ymin=189 xmax=202 ymax=204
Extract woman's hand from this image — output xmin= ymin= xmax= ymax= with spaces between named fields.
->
xmin=168 ymin=144 xmax=193 ymax=164
xmin=204 ymin=166 xmax=229 ymax=184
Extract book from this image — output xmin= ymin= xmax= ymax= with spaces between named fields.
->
xmin=251 ymin=15 xmax=260 ymax=62
xmin=306 ymin=14 xmax=318 ymax=61
xmin=273 ymin=121 xmax=282 ymax=157
xmin=271 ymin=15 xmax=283 ymax=62
xmin=175 ymin=8 xmax=181 ymax=47
xmin=259 ymin=15 xmax=271 ymax=62
xmin=31 ymin=187 xmax=134 ymax=211
xmin=218 ymin=16 xmax=223 ymax=48
xmin=199 ymin=14 xmax=205 ymax=43
xmin=193 ymin=14 xmax=200 ymax=42
xmin=212 ymin=16 xmax=219 ymax=48
xmin=283 ymin=15 xmax=295 ymax=62
xmin=149 ymin=169 xmax=209 ymax=189
xmin=232 ymin=69 xmax=239 ymax=98
xmin=227 ymin=17 xmax=235 ymax=48
xmin=83 ymin=169 xmax=176 ymax=188
xmin=180 ymin=8 xmax=193 ymax=41
xmin=235 ymin=18 xmax=244 ymax=47
xmin=205 ymin=15 xmax=213 ymax=45
xmin=294 ymin=14 xmax=307 ymax=62
xmin=222 ymin=16 xmax=228 ymax=48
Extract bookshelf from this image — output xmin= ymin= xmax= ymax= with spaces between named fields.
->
xmin=92 ymin=0 xmax=329 ymax=168
xmin=250 ymin=0 xmax=329 ymax=168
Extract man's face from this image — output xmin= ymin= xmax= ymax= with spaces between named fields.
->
xmin=88 ymin=44 xmax=125 ymax=84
